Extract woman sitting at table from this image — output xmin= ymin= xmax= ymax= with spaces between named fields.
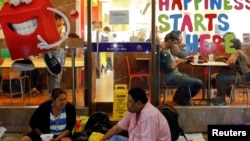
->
xmin=160 ymin=31 xmax=203 ymax=106
xmin=211 ymin=38 xmax=250 ymax=106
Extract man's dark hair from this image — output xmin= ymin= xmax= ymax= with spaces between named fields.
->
xmin=128 ymin=88 xmax=148 ymax=104
xmin=171 ymin=30 xmax=182 ymax=36
xmin=164 ymin=32 xmax=179 ymax=42
xmin=55 ymin=13 xmax=63 ymax=20
xmin=68 ymin=33 xmax=80 ymax=38
xmin=103 ymin=26 xmax=110 ymax=32
xmin=171 ymin=30 xmax=182 ymax=42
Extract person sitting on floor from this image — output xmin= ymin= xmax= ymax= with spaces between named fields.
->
xmin=99 ymin=88 xmax=171 ymax=141
xmin=20 ymin=88 xmax=76 ymax=141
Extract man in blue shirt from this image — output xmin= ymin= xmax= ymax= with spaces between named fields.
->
xmin=160 ymin=31 xmax=203 ymax=105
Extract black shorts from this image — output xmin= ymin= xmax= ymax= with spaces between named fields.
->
xmin=25 ymin=130 xmax=43 ymax=141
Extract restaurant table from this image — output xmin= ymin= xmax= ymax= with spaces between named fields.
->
xmin=190 ymin=61 xmax=229 ymax=104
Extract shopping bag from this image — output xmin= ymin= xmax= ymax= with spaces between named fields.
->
xmin=72 ymin=115 xmax=89 ymax=134
xmin=88 ymin=132 xmax=107 ymax=141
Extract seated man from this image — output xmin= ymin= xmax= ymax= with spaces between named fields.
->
xmin=160 ymin=31 xmax=203 ymax=105
xmin=99 ymin=88 xmax=171 ymax=141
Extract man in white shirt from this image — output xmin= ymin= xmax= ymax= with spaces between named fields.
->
xmin=91 ymin=21 xmax=101 ymax=42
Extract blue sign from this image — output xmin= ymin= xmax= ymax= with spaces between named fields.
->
xmin=92 ymin=42 xmax=151 ymax=52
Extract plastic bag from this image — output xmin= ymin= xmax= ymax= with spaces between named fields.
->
xmin=88 ymin=132 xmax=106 ymax=141
xmin=72 ymin=115 xmax=89 ymax=134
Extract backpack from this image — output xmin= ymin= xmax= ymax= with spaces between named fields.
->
xmin=173 ymin=86 xmax=192 ymax=106
xmin=83 ymin=112 xmax=112 ymax=136
xmin=158 ymin=104 xmax=189 ymax=141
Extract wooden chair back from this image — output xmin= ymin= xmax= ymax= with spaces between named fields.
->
xmin=1 ymin=68 xmax=21 ymax=80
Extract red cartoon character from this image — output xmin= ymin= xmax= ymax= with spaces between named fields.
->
xmin=0 ymin=0 xmax=70 ymax=75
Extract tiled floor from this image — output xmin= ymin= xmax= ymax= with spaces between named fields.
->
xmin=0 ymin=133 xmax=209 ymax=141
xmin=1 ymin=133 xmax=23 ymax=141
xmin=0 ymin=71 xmax=114 ymax=106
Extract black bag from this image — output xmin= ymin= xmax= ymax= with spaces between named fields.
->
xmin=158 ymin=104 xmax=189 ymax=141
xmin=83 ymin=112 xmax=112 ymax=136
xmin=173 ymin=86 xmax=192 ymax=106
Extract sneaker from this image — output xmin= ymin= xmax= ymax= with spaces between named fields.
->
xmin=210 ymin=96 xmax=223 ymax=103
xmin=43 ymin=52 xmax=62 ymax=75
xmin=211 ymin=101 xmax=227 ymax=106
xmin=210 ymin=97 xmax=227 ymax=106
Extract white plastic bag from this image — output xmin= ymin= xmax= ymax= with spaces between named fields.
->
xmin=0 ymin=127 xmax=7 ymax=138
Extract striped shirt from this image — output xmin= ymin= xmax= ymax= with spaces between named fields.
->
xmin=50 ymin=105 xmax=67 ymax=135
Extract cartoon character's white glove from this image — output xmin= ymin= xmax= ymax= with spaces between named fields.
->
xmin=36 ymin=7 xmax=70 ymax=50
xmin=37 ymin=35 xmax=50 ymax=49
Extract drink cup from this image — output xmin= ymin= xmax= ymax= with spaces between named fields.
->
xmin=208 ymin=54 xmax=214 ymax=62
xmin=193 ymin=55 xmax=199 ymax=64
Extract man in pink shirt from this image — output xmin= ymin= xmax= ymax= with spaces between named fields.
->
xmin=99 ymin=88 xmax=171 ymax=141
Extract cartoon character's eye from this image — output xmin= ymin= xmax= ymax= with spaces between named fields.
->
xmin=21 ymin=0 xmax=32 ymax=4
xmin=9 ymin=0 xmax=21 ymax=7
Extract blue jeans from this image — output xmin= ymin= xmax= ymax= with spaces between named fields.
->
xmin=216 ymin=73 xmax=236 ymax=99
xmin=109 ymin=135 xmax=128 ymax=141
xmin=166 ymin=74 xmax=203 ymax=97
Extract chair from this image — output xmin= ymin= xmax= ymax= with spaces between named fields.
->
xmin=125 ymin=56 xmax=149 ymax=89
xmin=160 ymin=72 xmax=174 ymax=104
xmin=160 ymin=70 xmax=193 ymax=105
xmin=0 ymin=59 xmax=35 ymax=105
xmin=1 ymin=68 xmax=29 ymax=105
xmin=0 ymin=48 xmax=11 ymax=76
xmin=229 ymin=83 xmax=250 ymax=105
